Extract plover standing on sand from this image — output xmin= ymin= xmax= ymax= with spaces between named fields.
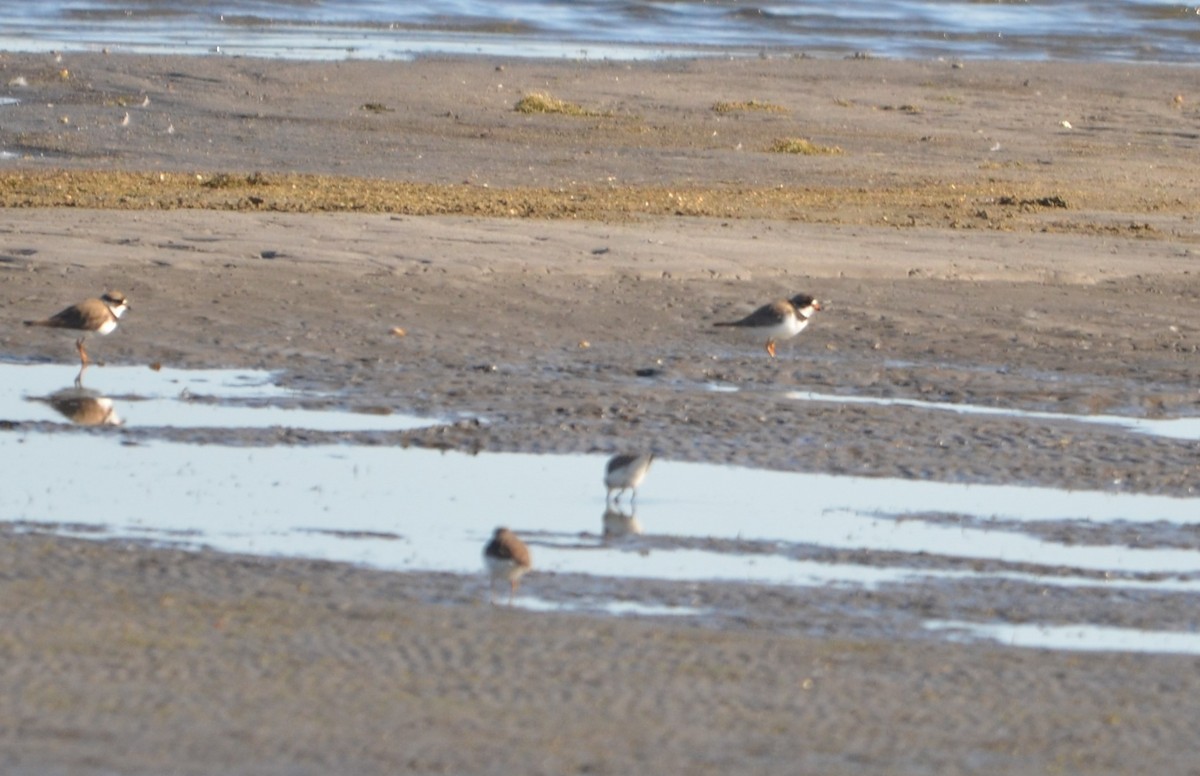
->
xmin=25 ymin=290 xmax=131 ymax=369
xmin=713 ymin=293 xmax=821 ymax=358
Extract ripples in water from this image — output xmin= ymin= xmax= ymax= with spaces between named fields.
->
xmin=1 ymin=1 xmax=1198 ymax=62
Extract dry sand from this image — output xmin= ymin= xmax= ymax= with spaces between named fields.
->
xmin=1 ymin=51 xmax=1200 ymax=774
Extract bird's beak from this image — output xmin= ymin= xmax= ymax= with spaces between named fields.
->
xmin=812 ymin=300 xmax=823 ymax=311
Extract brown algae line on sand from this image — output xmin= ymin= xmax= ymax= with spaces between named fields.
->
xmin=0 ymin=169 xmax=1120 ymax=226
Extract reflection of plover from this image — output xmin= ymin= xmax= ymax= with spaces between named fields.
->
xmin=483 ymin=527 xmax=532 ymax=604
xmin=714 ymin=293 xmax=821 ymax=358
xmin=602 ymin=505 xmax=643 ymax=539
xmin=24 ymin=291 xmax=131 ymax=367
xmin=605 ymin=453 xmax=654 ymax=505
xmin=47 ymin=394 xmax=122 ymax=426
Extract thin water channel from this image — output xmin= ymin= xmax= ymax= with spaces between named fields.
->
xmin=788 ymin=390 xmax=1200 ymax=443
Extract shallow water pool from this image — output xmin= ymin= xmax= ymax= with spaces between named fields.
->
xmin=4 ymin=360 xmax=1199 ymax=653
xmin=0 ymin=362 xmax=433 ymax=432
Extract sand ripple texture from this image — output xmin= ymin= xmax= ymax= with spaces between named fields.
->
xmin=4 ymin=533 xmax=1200 ymax=776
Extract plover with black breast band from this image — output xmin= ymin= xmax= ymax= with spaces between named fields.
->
xmin=713 ymin=293 xmax=821 ymax=358
xmin=25 ymin=290 xmax=131 ymax=369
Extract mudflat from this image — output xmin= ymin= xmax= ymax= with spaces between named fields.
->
xmin=1 ymin=51 xmax=1199 ymax=775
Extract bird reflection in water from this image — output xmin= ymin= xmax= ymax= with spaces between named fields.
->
xmin=38 ymin=386 xmax=123 ymax=426
xmin=602 ymin=504 xmax=643 ymax=540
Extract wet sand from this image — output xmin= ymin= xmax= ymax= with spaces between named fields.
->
xmin=2 ymin=51 xmax=1200 ymax=774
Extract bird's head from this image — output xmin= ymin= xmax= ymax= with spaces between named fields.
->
xmin=790 ymin=294 xmax=821 ymax=315
xmin=102 ymin=291 xmax=130 ymax=314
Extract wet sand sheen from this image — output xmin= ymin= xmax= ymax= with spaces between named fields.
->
xmin=1 ymin=51 xmax=1200 ymax=775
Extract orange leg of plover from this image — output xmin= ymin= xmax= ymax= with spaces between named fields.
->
xmin=765 ymin=340 xmax=777 ymax=358
xmin=75 ymin=337 xmax=91 ymax=366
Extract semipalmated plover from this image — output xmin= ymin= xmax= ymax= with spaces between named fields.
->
xmin=483 ymin=526 xmax=532 ymax=605
xmin=713 ymin=293 xmax=821 ymax=358
xmin=24 ymin=291 xmax=130 ymax=368
xmin=605 ymin=453 xmax=654 ymax=505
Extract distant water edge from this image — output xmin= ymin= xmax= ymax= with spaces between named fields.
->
xmin=1 ymin=1 xmax=1200 ymax=63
